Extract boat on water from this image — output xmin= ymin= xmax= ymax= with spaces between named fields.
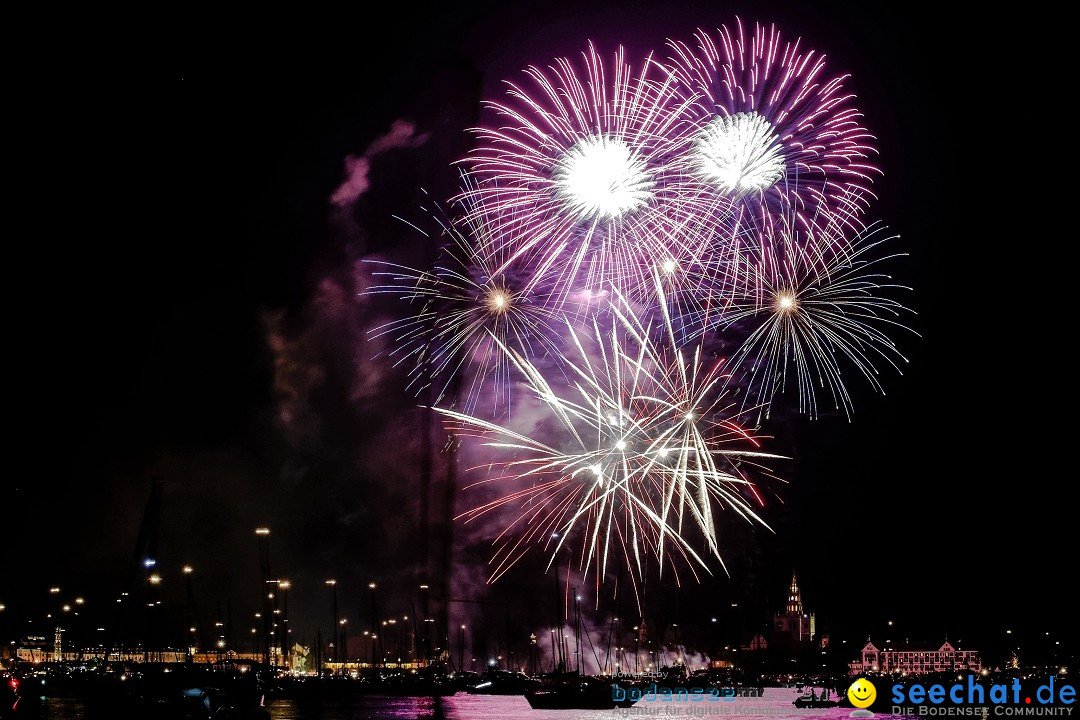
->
xmin=466 ymin=669 xmax=540 ymax=695
xmin=793 ymin=687 xmax=839 ymax=708
xmin=524 ymin=673 xmax=637 ymax=710
xmin=373 ymin=671 xmax=458 ymax=697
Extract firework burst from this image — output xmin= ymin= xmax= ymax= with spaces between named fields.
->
xmin=365 ymin=191 xmax=564 ymax=416
xmin=436 ymin=285 xmax=781 ymax=589
xmin=716 ymin=221 xmax=915 ymax=422
xmin=665 ymin=18 xmax=879 ymax=240
xmin=363 ymin=19 xmax=914 ymax=597
xmin=458 ymin=42 xmax=733 ymax=309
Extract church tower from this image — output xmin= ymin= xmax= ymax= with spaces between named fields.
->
xmin=786 ymin=571 xmax=803 ymax=615
xmin=772 ymin=570 xmax=816 ymax=646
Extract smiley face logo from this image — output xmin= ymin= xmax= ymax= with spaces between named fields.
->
xmin=848 ymin=678 xmax=877 ymax=708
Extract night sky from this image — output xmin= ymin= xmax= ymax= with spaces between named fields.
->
xmin=7 ymin=1 xmax=1072 ymax=669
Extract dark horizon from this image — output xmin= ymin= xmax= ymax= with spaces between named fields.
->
xmin=5 ymin=0 xmax=1072 ymax=674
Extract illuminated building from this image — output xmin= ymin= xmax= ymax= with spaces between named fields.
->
xmin=853 ymin=639 xmax=981 ymax=675
xmin=772 ymin=571 xmax=816 ymax=646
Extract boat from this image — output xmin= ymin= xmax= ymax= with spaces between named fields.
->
xmin=794 ymin=687 xmax=839 ymax=708
xmin=466 ymin=669 xmax=540 ymax=695
xmin=524 ymin=673 xmax=637 ymax=710
xmin=372 ymin=671 xmax=458 ymax=697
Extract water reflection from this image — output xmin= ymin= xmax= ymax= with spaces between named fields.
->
xmin=261 ymin=695 xmax=910 ymax=720
xmin=31 ymin=691 xmax=914 ymax=720
xmin=36 ymin=697 xmax=87 ymax=720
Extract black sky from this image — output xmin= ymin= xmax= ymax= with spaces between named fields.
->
xmin=6 ymin=1 xmax=1073 ymax=667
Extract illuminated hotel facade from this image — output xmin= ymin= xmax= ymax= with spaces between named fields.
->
xmin=852 ymin=639 xmax=981 ymax=675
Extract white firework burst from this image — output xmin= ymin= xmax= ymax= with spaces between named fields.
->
xmin=435 ymin=284 xmax=781 ymax=587
xmin=692 ymin=111 xmax=786 ymax=194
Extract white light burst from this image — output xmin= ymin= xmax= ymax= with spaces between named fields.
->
xmin=553 ymin=134 xmax=656 ymax=221
xmin=692 ymin=112 xmax=785 ymax=194
xmin=436 ymin=284 xmax=780 ymax=589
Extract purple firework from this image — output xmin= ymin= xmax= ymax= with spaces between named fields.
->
xmin=458 ymin=42 xmax=733 ymax=311
xmin=665 ymin=19 xmax=879 ymax=240
xmin=365 ymin=188 xmax=564 ymax=417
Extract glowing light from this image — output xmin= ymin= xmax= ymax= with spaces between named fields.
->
xmin=775 ymin=292 xmax=797 ymax=313
xmin=692 ymin=112 xmax=784 ymax=194
xmin=182 ymin=566 xmax=193 ymax=574
xmin=149 ymin=574 xmax=161 ymax=585
xmin=615 ymin=439 xmax=627 ymax=451
xmin=486 ymin=289 xmax=510 ymax=314
xmin=553 ymin=135 xmax=654 ymax=221
xmin=661 ymin=259 xmax=678 ymax=274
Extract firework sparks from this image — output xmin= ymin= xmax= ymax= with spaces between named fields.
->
xmin=666 ymin=19 xmax=879 ymax=239
xmin=718 ymin=222 xmax=915 ymax=421
xmin=365 ymin=190 xmax=563 ymax=416
xmin=458 ymin=42 xmax=732 ymax=308
xmin=436 ymin=285 xmax=781 ymax=588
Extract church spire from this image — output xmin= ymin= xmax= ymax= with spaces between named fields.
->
xmin=787 ymin=570 xmax=803 ymax=614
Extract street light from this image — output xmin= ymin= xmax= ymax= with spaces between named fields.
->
xmin=459 ymin=625 xmax=465 ymax=673
xmin=279 ymin=580 xmax=291 ymax=670
xmin=255 ymin=528 xmax=271 ymax=666
xmin=340 ymin=618 xmax=349 ymax=667
xmin=419 ymin=585 xmax=430 ymax=662
xmin=369 ymin=583 xmax=377 ymax=669
xmin=182 ymin=566 xmax=197 ymax=656
xmin=326 ymin=580 xmax=338 ymax=669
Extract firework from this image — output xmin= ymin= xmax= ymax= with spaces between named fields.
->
xmin=435 ymin=285 xmax=781 ymax=587
xmin=665 ymin=19 xmax=879 ymax=239
xmin=363 ymin=19 xmax=913 ymax=596
xmin=365 ymin=190 xmax=564 ymax=416
xmin=458 ymin=42 xmax=733 ymax=309
xmin=715 ymin=221 xmax=914 ymax=421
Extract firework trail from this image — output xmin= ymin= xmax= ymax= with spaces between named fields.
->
xmin=458 ymin=42 xmax=735 ymax=310
xmin=435 ymin=282 xmax=782 ymax=590
xmin=364 ymin=187 xmax=564 ymax=416
xmin=665 ymin=19 xmax=879 ymax=242
xmin=713 ymin=221 xmax=914 ymax=422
